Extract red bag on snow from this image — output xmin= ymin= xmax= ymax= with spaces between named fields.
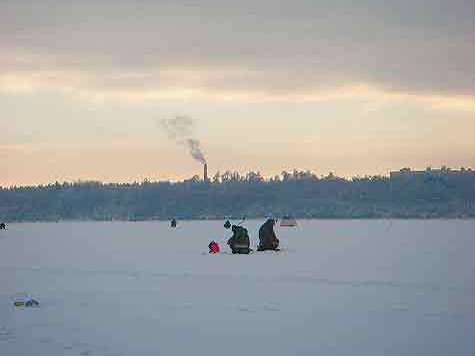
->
xmin=208 ymin=240 xmax=220 ymax=254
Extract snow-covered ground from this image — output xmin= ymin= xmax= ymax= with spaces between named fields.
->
xmin=1 ymin=220 xmax=474 ymax=356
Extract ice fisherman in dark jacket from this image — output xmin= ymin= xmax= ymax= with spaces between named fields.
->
xmin=258 ymin=219 xmax=279 ymax=251
xmin=227 ymin=225 xmax=251 ymax=254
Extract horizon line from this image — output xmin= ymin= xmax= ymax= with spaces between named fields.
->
xmin=2 ymin=166 xmax=473 ymax=189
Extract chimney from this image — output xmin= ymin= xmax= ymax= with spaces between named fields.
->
xmin=204 ymin=163 xmax=208 ymax=182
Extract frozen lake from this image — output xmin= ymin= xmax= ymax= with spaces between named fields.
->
xmin=1 ymin=220 xmax=474 ymax=356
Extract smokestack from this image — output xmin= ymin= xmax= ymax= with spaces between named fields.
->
xmin=204 ymin=163 xmax=208 ymax=182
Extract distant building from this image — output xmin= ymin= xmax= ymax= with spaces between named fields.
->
xmin=390 ymin=167 xmax=474 ymax=181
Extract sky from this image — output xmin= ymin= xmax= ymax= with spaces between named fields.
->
xmin=1 ymin=0 xmax=474 ymax=186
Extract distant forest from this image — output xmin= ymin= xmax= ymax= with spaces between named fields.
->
xmin=1 ymin=169 xmax=475 ymax=221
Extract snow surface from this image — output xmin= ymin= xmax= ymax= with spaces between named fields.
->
xmin=1 ymin=220 xmax=474 ymax=356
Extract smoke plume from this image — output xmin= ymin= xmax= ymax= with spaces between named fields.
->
xmin=161 ymin=115 xmax=207 ymax=164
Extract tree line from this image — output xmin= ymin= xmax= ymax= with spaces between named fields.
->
xmin=1 ymin=169 xmax=474 ymax=221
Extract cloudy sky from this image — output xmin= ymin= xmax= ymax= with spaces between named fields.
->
xmin=1 ymin=0 xmax=474 ymax=185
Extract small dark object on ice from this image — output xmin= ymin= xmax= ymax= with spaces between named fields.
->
xmin=170 ymin=218 xmax=177 ymax=228
xmin=14 ymin=297 xmax=40 ymax=308
xmin=25 ymin=299 xmax=40 ymax=307
xmin=280 ymin=215 xmax=297 ymax=227
xmin=224 ymin=220 xmax=231 ymax=229
xmin=0 ymin=223 xmax=6 ymax=230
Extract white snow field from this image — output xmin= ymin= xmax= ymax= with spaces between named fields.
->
xmin=1 ymin=220 xmax=474 ymax=356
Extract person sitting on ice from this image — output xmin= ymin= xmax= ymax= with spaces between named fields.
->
xmin=227 ymin=225 xmax=251 ymax=254
xmin=208 ymin=240 xmax=220 ymax=254
xmin=257 ymin=218 xmax=279 ymax=251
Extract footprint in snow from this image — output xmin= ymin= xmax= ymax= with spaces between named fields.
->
xmin=39 ymin=337 xmax=53 ymax=344
xmin=0 ymin=327 xmax=15 ymax=341
xmin=390 ymin=304 xmax=410 ymax=312
xmin=262 ymin=305 xmax=280 ymax=312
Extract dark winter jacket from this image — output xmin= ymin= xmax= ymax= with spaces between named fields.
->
xmin=258 ymin=219 xmax=279 ymax=251
xmin=227 ymin=225 xmax=251 ymax=254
